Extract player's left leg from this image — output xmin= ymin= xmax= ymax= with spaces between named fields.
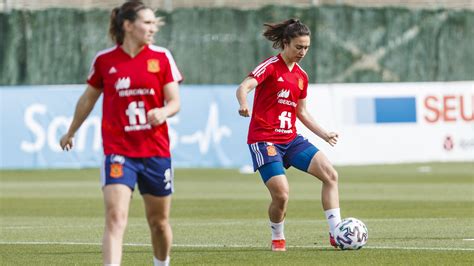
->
xmin=306 ymin=151 xmax=339 ymax=212
xmin=305 ymin=151 xmax=341 ymax=247
xmin=143 ymin=194 xmax=172 ymax=266
xmin=138 ymin=157 xmax=173 ymax=266
xmin=286 ymin=137 xmax=341 ymax=247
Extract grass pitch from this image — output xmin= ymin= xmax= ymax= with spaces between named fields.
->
xmin=1 ymin=163 xmax=473 ymax=265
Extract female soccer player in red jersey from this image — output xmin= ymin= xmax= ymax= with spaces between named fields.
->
xmin=60 ymin=2 xmax=182 ymax=265
xmin=236 ymin=19 xmax=341 ymax=251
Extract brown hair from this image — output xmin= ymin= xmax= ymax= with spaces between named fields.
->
xmin=109 ymin=1 xmax=149 ymax=45
xmin=263 ymin=18 xmax=311 ymax=49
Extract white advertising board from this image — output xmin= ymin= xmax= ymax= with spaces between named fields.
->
xmin=298 ymin=81 xmax=474 ymax=165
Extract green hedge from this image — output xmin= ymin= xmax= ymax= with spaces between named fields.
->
xmin=1 ymin=5 xmax=472 ymax=85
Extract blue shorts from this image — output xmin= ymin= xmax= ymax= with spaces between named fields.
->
xmin=101 ymin=154 xmax=173 ymax=197
xmin=248 ymin=135 xmax=319 ymax=182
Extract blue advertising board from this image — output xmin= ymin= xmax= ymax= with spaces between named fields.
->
xmin=0 ymin=85 xmax=253 ymax=169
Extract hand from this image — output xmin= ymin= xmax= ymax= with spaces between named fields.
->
xmin=59 ymin=134 xmax=74 ymax=151
xmin=325 ymin=132 xmax=339 ymax=146
xmin=238 ymin=105 xmax=251 ymax=117
xmin=147 ymin=107 xmax=167 ymax=126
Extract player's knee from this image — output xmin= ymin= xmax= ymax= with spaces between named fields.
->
xmin=148 ymin=217 xmax=170 ymax=235
xmin=272 ymin=191 xmax=289 ymax=206
xmin=105 ymin=210 xmax=128 ymax=232
xmin=326 ymin=168 xmax=338 ymax=184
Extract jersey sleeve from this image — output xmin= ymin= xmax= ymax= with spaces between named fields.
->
xmin=86 ymin=54 xmax=103 ymax=89
xmin=248 ymin=58 xmax=276 ymax=84
xmin=162 ymin=50 xmax=183 ymax=85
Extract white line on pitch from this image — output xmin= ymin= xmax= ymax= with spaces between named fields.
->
xmin=0 ymin=241 xmax=473 ymax=251
xmin=463 ymin=239 xmax=474 ymax=241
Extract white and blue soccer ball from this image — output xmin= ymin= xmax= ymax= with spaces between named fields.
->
xmin=334 ymin=217 xmax=368 ymax=250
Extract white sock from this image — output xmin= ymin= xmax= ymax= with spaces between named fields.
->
xmin=324 ymin=208 xmax=341 ymax=235
xmin=270 ymin=220 xmax=285 ymax=240
xmin=104 ymin=264 xmax=120 ymax=266
xmin=153 ymin=256 xmax=170 ymax=266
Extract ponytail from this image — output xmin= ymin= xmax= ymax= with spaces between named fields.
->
xmin=263 ymin=18 xmax=310 ymax=49
xmin=109 ymin=7 xmax=123 ymax=44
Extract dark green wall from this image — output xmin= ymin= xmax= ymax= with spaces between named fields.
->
xmin=1 ymin=5 xmax=472 ymax=85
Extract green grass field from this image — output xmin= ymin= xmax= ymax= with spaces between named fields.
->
xmin=1 ymin=163 xmax=473 ymax=265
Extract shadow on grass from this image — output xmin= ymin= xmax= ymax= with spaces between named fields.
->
xmin=171 ymin=247 xmax=340 ymax=253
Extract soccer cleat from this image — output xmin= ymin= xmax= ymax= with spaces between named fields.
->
xmin=271 ymin=239 xmax=286 ymax=251
xmin=329 ymin=233 xmax=338 ymax=249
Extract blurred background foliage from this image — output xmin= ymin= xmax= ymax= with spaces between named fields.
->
xmin=0 ymin=5 xmax=473 ymax=85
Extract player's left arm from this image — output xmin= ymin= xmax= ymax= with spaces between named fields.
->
xmin=147 ymin=81 xmax=180 ymax=126
xmin=296 ymin=98 xmax=339 ymax=147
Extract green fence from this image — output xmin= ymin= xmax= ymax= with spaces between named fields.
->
xmin=1 ymin=5 xmax=472 ymax=85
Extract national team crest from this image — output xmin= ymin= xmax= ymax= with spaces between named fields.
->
xmin=298 ymin=78 xmax=304 ymax=90
xmin=110 ymin=163 xmax=123 ymax=178
xmin=267 ymin=145 xmax=277 ymax=156
xmin=147 ymin=59 xmax=160 ymax=73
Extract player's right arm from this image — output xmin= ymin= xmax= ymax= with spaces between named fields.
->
xmin=236 ymin=77 xmax=258 ymax=117
xmin=59 ymin=85 xmax=102 ymax=151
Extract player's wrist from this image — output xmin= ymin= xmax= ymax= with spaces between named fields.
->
xmin=323 ymin=132 xmax=331 ymax=142
xmin=66 ymin=130 xmax=76 ymax=138
xmin=161 ymin=107 xmax=171 ymax=119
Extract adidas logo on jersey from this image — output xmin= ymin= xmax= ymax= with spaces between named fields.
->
xmin=108 ymin=67 xmax=117 ymax=74
xmin=115 ymin=77 xmax=131 ymax=90
xmin=277 ymin=89 xmax=290 ymax=99
xmin=277 ymin=77 xmax=284 ymax=82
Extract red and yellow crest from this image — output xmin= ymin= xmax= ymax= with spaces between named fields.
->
xmin=267 ymin=145 xmax=277 ymax=156
xmin=110 ymin=163 xmax=123 ymax=178
xmin=298 ymin=78 xmax=304 ymax=90
xmin=147 ymin=59 xmax=160 ymax=73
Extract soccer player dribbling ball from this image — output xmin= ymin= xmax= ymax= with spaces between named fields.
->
xmin=59 ymin=1 xmax=182 ymax=265
xmin=236 ymin=19 xmax=342 ymax=251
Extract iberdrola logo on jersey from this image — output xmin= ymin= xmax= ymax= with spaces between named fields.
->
xmin=277 ymin=89 xmax=290 ymax=99
xmin=115 ymin=77 xmax=131 ymax=90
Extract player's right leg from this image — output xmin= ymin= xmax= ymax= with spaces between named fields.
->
xmin=101 ymin=155 xmax=137 ymax=265
xmin=249 ymin=143 xmax=288 ymax=251
xmin=263 ymin=168 xmax=289 ymax=251
xmin=102 ymin=185 xmax=132 ymax=265
xmin=260 ymin=163 xmax=288 ymax=224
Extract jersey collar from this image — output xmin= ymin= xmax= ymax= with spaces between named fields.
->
xmin=117 ymin=44 xmax=149 ymax=59
xmin=278 ymin=53 xmax=296 ymax=72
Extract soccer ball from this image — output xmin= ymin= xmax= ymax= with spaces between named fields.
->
xmin=333 ymin=217 xmax=368 ymax=250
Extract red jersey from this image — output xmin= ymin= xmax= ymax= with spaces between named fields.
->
xmin=87 ymin=45 xmax=183 ymax=157
xmin=247 ymin=54 xmax=308 ymax=144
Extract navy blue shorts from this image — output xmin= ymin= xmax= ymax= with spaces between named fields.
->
xmin=101 ymin=154 xmax=173 ymax=197
xmin=248 ymin=135 xmax=319 ymax=173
